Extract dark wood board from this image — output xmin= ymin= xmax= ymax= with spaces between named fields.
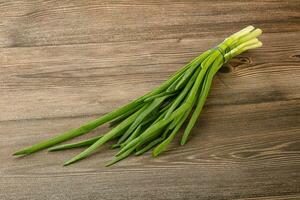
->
xmin=0 ymin=0 xmax=299 ymax=199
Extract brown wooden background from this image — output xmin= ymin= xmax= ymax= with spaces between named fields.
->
xmin=1 ymin=0 xmax=300 ymax=199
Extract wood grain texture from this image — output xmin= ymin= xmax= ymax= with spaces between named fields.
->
xmin=1 ymin=0 xmax=300 ymax=199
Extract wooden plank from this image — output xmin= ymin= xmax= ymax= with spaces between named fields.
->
xmin=238 ymin=194 xmax=300 ymax=200
xmin=1 ymin=100 xmax=299 ymax=199
xmin=0 ymin=0 xmax=299 ymax=199
xmin=0 ymin=0 xmax=299 ymax=47
xmin=1 ymin=32 xmax=299 ymax=121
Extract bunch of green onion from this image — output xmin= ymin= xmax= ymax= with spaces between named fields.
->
xmin=14 ymin=26 xmax=262 ymax=166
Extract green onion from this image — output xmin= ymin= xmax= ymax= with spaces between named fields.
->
xmin=48 ymin=135 xmax=102 ymax=151
xmin=14 ymin=26 xmax=262 ymax=166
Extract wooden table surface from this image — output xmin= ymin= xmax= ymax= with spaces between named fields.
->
xmin=1 ymin=1 xmax=300 ymax=199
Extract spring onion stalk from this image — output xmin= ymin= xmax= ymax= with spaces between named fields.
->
xmin=48 ymin=135 xmax=102 ymax=151
xmin=14 ymin=26 xmax=263 ymax=166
